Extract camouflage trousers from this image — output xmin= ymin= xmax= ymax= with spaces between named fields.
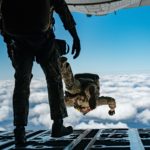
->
xmin=11 ymin=31 xmax=68 ymax=126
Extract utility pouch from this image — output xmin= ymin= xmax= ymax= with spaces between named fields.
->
xmin=55 ymin=39 xmax=69 ymax=56
xmin=36 ymin=39 xmax=69 ymax=64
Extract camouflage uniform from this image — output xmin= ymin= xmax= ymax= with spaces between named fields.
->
xmin=1 ymin=0 xmax=76 ymax=126
xmin=60 ymin=57 xmax=116 ymax=115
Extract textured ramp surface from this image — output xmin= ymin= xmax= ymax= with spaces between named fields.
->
xmin=0 ymin=129 xmax=150 ymax=150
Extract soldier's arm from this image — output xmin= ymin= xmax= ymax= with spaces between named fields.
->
xmin=51 ymin=0 xmax=76 ymax=30
xmin=52 ymin=0 xmax=81 ymax=59
xmin=96 ymin=96 xmax=116 ymax=116
xmin=96 ymin=96 xmax=116 ymax=109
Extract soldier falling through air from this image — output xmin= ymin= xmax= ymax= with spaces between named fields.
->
xmin=60 ymin=56 xmax=116 ymax=115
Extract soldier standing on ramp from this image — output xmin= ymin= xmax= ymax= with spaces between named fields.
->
xmin=1 ymin=0 xmax=80 ymax=147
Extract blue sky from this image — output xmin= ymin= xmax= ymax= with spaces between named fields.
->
xmin=0 ymin=6 xmax=150 ymax=79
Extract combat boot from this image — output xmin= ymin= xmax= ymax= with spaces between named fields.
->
xmin=51 ymin=119 xmax=73 ymax=137
xmin=14 ymin=126 xmax=26 ymax=147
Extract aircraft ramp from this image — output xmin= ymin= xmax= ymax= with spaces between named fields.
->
xmin=0 ymin=129 xmax=150 ymax=149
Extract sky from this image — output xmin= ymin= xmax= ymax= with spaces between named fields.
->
xmin=0 ymin=5 xmax=150 ymax=130
xmin=0 ymin=5 xmax=150 ymax=79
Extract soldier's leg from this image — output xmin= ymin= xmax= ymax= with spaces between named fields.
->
xmin=13 ymin=55 xmax=33 ymax=126
xmin=40 ymin=51 xmax=67 ymax=120
xmin=12 ymin=50 xmax=33 ymax=146
xmin=39 ymin=49 xmax=72 ymax=137
xmin=60 ymin=57 xmax=73 ymax=89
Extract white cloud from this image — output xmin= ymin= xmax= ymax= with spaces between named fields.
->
xmin=30 ymin=113 xmax=51 ymax=128
xmin=29 ymin=103 xmax=52 ymax=128
xmin=1 ymin=74 xmax=150 ymax=130
xmin=0 ymin=127 xmax=6 ymax=131
xmin=133 ymin=98 xmax=150 ymax=109
xmin=75 ymin=120 xmax=128 ymax=129
xmin=86 ymin=103 xmax=137 ymax=121
xmin=30 ymin=79 xmax=46 ymax=90
xmin=64 ymin=107 xmax=83 ymax=127
xmin=137 ymin=109 xmax=150 ymax=124
xmin=30 ymin=103 xmax=50 ymax=116
xmin=30 ymin=92 xmax=48 ymax=103
xmin=0 ymin=106 xmax=11 ymax=121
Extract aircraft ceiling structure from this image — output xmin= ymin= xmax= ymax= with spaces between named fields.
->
xmin=66 ymin=0 xmax=150 ymax=15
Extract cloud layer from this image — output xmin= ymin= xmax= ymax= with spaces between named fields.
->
xmin=0 ymin=74 xmax=150 ymax=131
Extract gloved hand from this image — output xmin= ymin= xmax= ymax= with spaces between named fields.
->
xmin=68 ymin=27 xmax=81 ymax=59
xmin=72 ymin=36 xmax=81 ymax=59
